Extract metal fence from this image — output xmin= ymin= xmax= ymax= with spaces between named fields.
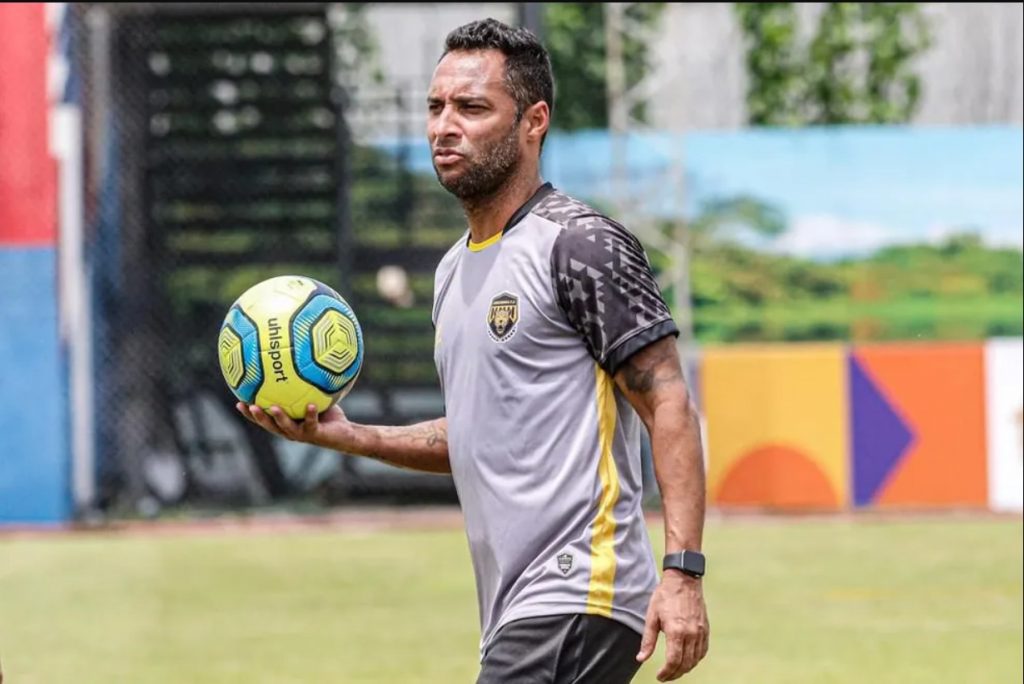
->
xmin=68 ymin=3 xmax=463 ymax=516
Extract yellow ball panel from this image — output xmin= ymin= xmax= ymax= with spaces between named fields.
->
xmin=237 ymin=275 xmax=317 ymax=317
xmin=252 ymin=345 xmax=330 ymax=420
xmin=285 ymin=385 xmax=337 ymax=420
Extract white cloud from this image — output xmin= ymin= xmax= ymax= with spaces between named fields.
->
xmin=767 ymin=214 xmax=894 ymax=259
xmin=925 ymin=222 xmax=1024 ymax=249
xmin=989 ymin=227 xmax=1024 ymax=249
xmin=738 ymin=214 xmax=1022 ymax=260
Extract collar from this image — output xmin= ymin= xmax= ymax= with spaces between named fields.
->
xmin=465 ymin=182 xmax=556 ymax=249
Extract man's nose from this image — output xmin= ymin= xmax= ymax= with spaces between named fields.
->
xmin=430 ymin=105 xmax=460 ymax=143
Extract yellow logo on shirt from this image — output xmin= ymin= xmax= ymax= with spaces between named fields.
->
xmin=487 ymin=292 xmax=519 ymax=343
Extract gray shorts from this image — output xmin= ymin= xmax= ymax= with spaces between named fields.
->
xmin=476 ymin=614 xmax=643 ymax=684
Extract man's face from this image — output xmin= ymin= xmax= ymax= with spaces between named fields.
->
xmin=427 ymin=50 xmax=524 ymax=200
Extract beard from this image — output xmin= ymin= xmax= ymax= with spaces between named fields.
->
xmin=434 ymin=122 xmax=522 ymax=201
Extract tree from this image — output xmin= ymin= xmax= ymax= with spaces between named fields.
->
xmin=688 ymin=195 xmax=788 ymax=247
xmin=543 ymin=3 xmax=665 ymax=130
xmin=735 ymin=2 xmax=932 ymax=125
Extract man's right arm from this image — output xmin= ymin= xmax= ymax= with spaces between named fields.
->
xmin=238 ymin=403 xmax=450 ymax=474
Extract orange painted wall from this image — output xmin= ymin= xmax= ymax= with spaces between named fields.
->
xmin=702 ymin=344 xmax=849 ymax=510
xmin=852 ymin=343 xmax=987 ymax=507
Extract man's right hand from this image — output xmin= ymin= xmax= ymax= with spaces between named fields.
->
xmin=237 ymin=402 xmax=356 ymax=451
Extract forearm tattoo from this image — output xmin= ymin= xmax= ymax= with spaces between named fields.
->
xmin=376 ymin=421 xmax=446 ymax=448
xmin=422 ymin=420 xmax=447 ymax=449
xmin=366 ymin=419 xmax=449 ymax=472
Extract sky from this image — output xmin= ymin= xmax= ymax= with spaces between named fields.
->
xmin=374 ymin=125 xmax=1023 ymax=260
xmin=678 ymin=126 xmax=1024 ymax=258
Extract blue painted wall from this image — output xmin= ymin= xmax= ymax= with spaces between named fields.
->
xmin=0 ymin=247 xmax=70 ymax=523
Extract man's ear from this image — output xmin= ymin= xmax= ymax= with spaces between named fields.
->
xmin=523 ymin=101 xmax=550 ymax=145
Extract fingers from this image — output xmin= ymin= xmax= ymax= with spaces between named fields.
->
xmin=636 ymin=604 xmax=660 ymax=663
xmin=300 ymin=404 xmax=320 ymax=439
xmin=253 ymin=405 xmax=288 ymax=436
xmin=687 ymin=610 xmax=710 ymax=676
xmin=236 ymin=402 xmax=289 ymax=438
xmin=680 ymin=631 xmax=700 ymax=677
xmin=657 ymin=621 xmax=710 ymax=681
xmin=236 ymin=402 xmax=258 ymax=425
xmin=236 ymin=402 xmax=323 ymax=444
xmin=657 ymin=625 xmax=684 ymax=682
xmin=237 ymin=402 xmax=278 ymax=434
xmin=268 ymin=405 xmax=303 ymax=435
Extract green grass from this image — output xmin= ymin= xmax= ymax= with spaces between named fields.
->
xmin=1 ymin=516 xmax=1021 ymax=683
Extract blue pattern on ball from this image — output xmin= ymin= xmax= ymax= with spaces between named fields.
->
xmin=291 ymin=294 xmax=364 ymax=394
xmin=225 ymin=305 xmax=263 ymax=403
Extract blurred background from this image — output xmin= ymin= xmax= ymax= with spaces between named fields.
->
xmin=0 ymin=3 xmax=1021 ymax=683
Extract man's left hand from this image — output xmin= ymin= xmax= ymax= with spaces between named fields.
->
xmin=636 ymin=570 xmax=709 ymax=681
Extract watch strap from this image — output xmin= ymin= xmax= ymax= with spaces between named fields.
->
xmin=663 ymin=550 xmax=706 ymax=578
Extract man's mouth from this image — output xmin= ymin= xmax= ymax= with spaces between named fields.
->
xmin=433 ymin=150 xmax=464 ymax=166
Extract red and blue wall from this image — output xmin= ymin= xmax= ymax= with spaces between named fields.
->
xmin=0 ymin=3 xmax=70 ymax=523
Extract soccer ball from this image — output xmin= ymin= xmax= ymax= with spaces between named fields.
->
xmin=217 ymin=275 xmax=364 ymax=419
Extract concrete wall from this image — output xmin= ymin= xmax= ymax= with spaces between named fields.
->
xmin=644 ymin=2 xmax=1024 ymax=131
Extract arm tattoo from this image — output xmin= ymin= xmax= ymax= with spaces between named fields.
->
xmin=620 ymin=340 xmax=684 ymax=395
xmin=364 ymin=419 xmax=449 ymax=473
xmin=425 ymin=421 xmax=447 ymax=449
xmin=376 ymin=421 xmax=447 ymax=449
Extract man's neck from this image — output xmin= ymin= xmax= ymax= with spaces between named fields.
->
xmin=463 ymin=172 xmax=544 ymax=244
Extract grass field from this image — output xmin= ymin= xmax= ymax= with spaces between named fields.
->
xmin=1 ymin=513 xmax=1021 ymax=683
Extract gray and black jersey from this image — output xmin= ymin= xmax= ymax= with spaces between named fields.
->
xmin=431 ymin=183 xmax=680 ymax=657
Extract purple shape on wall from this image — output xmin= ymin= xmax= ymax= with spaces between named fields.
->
xmin=850 ymin=354 xmax=915 ymax=506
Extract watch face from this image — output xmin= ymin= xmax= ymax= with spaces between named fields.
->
xmin=685 ymin=551 xmax=706 ymax=576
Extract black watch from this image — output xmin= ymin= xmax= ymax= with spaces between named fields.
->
xmin=663 ymin=550 xmax=706 ymax=579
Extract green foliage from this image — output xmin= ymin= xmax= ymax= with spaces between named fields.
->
xmin=689 ymin=195 xmax=788 ymax=244
xmin=648 ymin=192 xmax=1020 ymax=343
xmin=687 ymin=213 xmax=1024 ymax=343
xmin=736 ymin=3 xmax=931 ymax=125
xmin=543 ymin=3 xmax=665 ymax=129
xmin=734 ymin=3 xmax=805 ymax=126
xmin=330 ymin=3 xmax=384 ymax=89
xmin=860 ymin=3 xmax=931 ymax=123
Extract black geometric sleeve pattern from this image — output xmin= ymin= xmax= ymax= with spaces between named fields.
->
xmin=550 ymin=214 xmax=679 ymax=376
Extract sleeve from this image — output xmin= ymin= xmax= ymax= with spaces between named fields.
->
xmin=550 ymin=215 xmax=679 ymax=376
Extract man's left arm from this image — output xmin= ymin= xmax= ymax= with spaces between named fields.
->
xmin=614 ymin=334 xmax=709 ymax=682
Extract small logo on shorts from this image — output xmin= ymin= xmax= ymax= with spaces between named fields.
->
xmin=557 ymin=553 xmax=573 ymax=575
xmin=486 ymin=292 xmax=519 ymax=343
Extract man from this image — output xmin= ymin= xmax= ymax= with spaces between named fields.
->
xmin=239 ymin=17 xmax=709 ymax=683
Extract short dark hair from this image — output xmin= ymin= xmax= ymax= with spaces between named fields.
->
xmin=442 ymin=18 xmax=554 ymax=129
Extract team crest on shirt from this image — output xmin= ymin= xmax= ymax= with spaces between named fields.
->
xmin=557 ymin=553 xmax=573 ymax=575
xmin=486 ymin=292 xmax=519 ymax=343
